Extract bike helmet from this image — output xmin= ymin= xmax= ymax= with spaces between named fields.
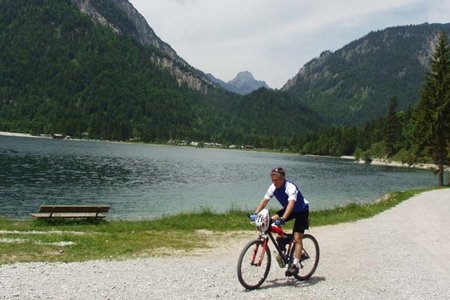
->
xmin=255 ymin=208 xmax=270 ymax=232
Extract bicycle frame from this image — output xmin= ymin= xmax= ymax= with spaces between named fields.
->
xmin=254 ymin=226 xmax=294 ymax=267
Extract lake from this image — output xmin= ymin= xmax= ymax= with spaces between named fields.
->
xmin=0 ymin=135 xmax=438 ymax=220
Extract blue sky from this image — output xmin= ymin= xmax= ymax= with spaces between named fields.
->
xmin=129 ymin=0 xmax=450 ymax=88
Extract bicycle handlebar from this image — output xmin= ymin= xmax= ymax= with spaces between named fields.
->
xmin=248 ymin=213 xmax=286 ymax=237
xmin=249 ymin=214 xmax=257 ymax=222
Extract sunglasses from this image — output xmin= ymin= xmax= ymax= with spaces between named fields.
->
xmin=270 ymin=167 xmax=285 ymax=177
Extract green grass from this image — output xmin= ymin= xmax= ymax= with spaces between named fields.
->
xmin=311 ymin=189 xmax=430 ymax=226
xmin=0 ymin=188 xmax=442 ymax=265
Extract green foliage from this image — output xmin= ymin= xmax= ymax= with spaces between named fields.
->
xmin=294 ymin=121 xmax=385 ymax=157
xmin=384 ymin=97 xmax=401 ymax=156
xmin=236 ymin=89 xmax=324 ymax=136
xmin=392 ymin=148 xmax=417 ymax=165
xmin=412 ymin=32 xmax=450 ymax=186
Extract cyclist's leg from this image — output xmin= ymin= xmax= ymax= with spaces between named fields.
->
xmin=293 ymin=232 xmax=303 ymax=262
xmin=286 ymin=222 xmax=303 ymax=275
xmin=292 ymin=209 xmax=309 ymax=265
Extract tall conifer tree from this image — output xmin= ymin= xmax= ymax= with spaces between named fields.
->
xmin=384 ymin=97 xmax=400 ymax=156
xmin=413 ymin=32 xmax=450 ymax=186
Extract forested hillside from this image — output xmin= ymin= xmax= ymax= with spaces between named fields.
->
xmin=1 ymin=0 xmax=448 ymax=174
xmin=283 ymin=23 xmax=450 ymax=126
xmin=0 ymin=0 xmax=322 ymax=145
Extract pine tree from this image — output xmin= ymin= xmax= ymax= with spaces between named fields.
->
xmin=413 ymin=32 xmax=450 ymax=186
xmin=384 ymin=97 xmax=400 ymax=156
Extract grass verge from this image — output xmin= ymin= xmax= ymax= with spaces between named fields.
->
xmin=0 ymin=188 xmax=439 ymax=265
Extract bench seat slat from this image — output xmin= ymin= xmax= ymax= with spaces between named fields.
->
xmin=38 ymin=205 xmax=110 ymax=213
xmin=31 ymin=213 xmax=107 ymax=219
xmin=31 ymin=204 xmax=110 ymax=219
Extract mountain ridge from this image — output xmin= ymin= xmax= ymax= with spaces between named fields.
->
xmin=72 ymin=0 xmax=270 ymax=95
xmin=70 ymin=0 xmax=215 ymax=92
xmin=282 ymin=22 xmax=450 ymax=125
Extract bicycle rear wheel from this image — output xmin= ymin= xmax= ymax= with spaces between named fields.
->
xmin=294 ymin=234 xmax=319 ymax=281
xmin=237 ymin=239 xmax=271 ymax=290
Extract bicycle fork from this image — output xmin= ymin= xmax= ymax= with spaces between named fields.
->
xmin=250 ymin=238 xmax=269 ymax=266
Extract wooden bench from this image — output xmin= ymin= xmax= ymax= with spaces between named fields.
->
xmin=31 ymin=205 xmax=110 ymax=220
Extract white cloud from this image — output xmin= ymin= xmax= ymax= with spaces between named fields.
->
xmin=425 ymin=0 xmax=450 ymax=22
xmin=130 ymin=0 xmax=450 ymax=88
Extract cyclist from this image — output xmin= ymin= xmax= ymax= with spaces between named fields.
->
xmin=254 ymin=167 xmax=309 ymax=275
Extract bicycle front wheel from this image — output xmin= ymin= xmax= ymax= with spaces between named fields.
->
xmin=294 ymin=233 xmax=320 ymax=281
xmin=237 ymin=239 xmax=271 ymax=290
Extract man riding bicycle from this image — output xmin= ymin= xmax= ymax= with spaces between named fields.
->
xmin=254 ymin=167 xmax=309 ymax=275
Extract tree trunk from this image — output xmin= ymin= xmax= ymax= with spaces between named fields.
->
xmin=438 ymin=163 xmax=444 ymax=186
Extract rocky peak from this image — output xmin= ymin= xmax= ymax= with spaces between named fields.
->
xmin=230 ymin=71 xmax=270 ymax=94
xmin=207 ymin=71 xmax=270 ymax=95
xmin=229 ymin=71 xmax=252 ymax=84
xmin=70 ymin=0 xmax=177 ymax=58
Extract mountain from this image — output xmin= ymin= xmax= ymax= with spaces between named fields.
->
xmin=0 ymin=0 xmax=322 ymax=145
xmin=206 ymin=71 xmax=270 ymax=95
xmin=72 ymin=1 xmax=268 ymax=95
xmin=0 ymin=0 xmax=217 ymax=140
xmin=282 ymin=23 xmax=450 ymax=125
xmin=69 ymin=0 xmax=215 ymax=92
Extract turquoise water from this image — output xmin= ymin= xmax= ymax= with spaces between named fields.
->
xmin=0 ymin=135 xmax=438 ymax=220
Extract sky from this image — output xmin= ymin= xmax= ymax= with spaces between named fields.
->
xmin=129 ymin=0 xmax=450 ymax=89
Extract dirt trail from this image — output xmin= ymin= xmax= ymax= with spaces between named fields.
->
xmin=1 ymin=189 xmax=449 ymax=299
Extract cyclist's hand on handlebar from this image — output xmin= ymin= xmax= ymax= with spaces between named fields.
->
xmin=273 ymin=217 xmax=285 ymax=226
xmin=249 ymin=213 xmax=258 ymax=221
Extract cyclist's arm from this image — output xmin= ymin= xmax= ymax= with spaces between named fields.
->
xmin=281 ymin=200 xmax=295 ymax=220
xmin=272 ymin=199 xmax=295 ymax=221
xmin=255 ymin=198 xmax=269 ymax=214
xmin=277 ymin=183 xmax=297 ymax=220
xmin=256 ymin=185 xmax=274 ymax=213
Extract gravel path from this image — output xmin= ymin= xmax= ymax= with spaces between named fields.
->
xmin=1 ymin=189 xmax=449 ymax=299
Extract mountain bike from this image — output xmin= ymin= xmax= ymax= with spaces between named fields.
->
xmin=237 ymin=209 xmax=320 ymax=290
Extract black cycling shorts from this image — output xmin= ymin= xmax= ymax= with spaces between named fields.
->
xmin=276 ymin=208 xmax=309 ymax=234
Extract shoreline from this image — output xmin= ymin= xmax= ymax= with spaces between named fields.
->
xmin=2 ymin=130 xmax=448 ymax=172
xmin=355 ymin=156 xmax=449 ymax=172
xmin=0 ymin=188 xmax=441 ymax=223
xmin=0 ymin=131 xmax=48 ymax=139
